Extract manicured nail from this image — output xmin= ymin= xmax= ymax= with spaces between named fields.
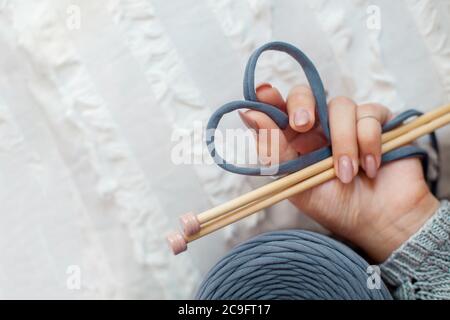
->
xmin=239 ymin=111 xmax=258 ymax=131
xmin=294 ymin=109 xmax=310 ymax=127
xmin=364 ymin=154 xmax=377 ymax=179
xmin=338 ymin=155 xmax=353 ymax=184
xmin=256 ymin=83 xmax=272 ymax=92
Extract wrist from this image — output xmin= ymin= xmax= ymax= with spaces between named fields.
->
xmin=361 ymin=191 xmax=440 ymax=262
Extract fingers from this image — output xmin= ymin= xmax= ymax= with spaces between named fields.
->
xmin=240 ymin=83 xmax=391 ymax=182
xmin=253 ymin=83 xmax=296 ymax=141
xmin=329 ymin=99 xmax=392 ymax=183
xmin=254 ymin=83 xmax=287 ymax=112
xmin=357 ymin=103 xmax=392 ymax=179
xmin=239 ymin=83 xmax=297 ymax=164
xmin=287 ymin=85 xmax=316 ymax=132
xmin=328 ymin=96 xmax=359 ymax=184
xmin=239 ymin=83 xmax=285 ymax=134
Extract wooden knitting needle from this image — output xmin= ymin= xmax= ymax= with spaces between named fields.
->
xmin=167 ymin=108 xmax=450 ymax=255
xmin=178 ymin=104 xmax=450 ymax=236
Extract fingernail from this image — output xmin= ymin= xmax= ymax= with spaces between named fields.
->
xmin=294 ymin=109 xmax=310 ymax=127
xmin=239 ymin=111 xmax=259 ymax=131
xmin=364 ymin=154 xmax=377 ymax=179
xmin=256 ymin=83 xmax=272 ymax=92
xmin=338 ymin=155 xmax=353 ymax=184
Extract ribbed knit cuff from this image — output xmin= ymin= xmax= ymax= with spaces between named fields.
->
xmin=380 ymin=200 xmax=450 ymax=299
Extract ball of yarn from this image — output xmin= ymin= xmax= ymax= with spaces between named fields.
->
xmin=196 ymin=230 xmax=392 ymax=300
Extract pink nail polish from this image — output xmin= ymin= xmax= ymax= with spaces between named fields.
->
xmin=294 ymin=109 xmax=310 ymax=127
xmin=365 ymin=154 xmax=377 ymax=179
xmin=338 ymin=155 xmax=353 ymax=184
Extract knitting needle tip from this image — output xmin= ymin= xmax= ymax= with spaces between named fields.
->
xmin=179 ymin=212 xmax=201 ymax=236
xmin=166 ymin=231 xmax=187 ymax=255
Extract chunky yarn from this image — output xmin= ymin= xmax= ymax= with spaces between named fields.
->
xmin=197 ymin=230 xmax=392 ymax=300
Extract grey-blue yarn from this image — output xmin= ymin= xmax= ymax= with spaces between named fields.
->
xmin=196 ymin=230 xmax=392 ymax=300
xmin=206 ymin=41 xmax=439 ymax=194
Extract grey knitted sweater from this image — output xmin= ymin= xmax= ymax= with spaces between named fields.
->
xmin=381 ymin=200 xmax=450 ymax=299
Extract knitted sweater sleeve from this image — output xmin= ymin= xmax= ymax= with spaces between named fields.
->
xmin=380 ymin=200 xmax=450 ymax=299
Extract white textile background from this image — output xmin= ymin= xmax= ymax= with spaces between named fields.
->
xmin=0 ymin=0 xmax=449 ymax=299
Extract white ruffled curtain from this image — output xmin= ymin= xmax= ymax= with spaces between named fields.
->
xmin=0 ymin=0 xmax=448 ymax=298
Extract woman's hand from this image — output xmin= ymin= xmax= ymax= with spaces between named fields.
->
xmin=240 ymin=83 xmax=440 ymax=262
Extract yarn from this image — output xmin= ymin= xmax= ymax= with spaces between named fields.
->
xmin=197 ymin=230 xmax=392 ymax=300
